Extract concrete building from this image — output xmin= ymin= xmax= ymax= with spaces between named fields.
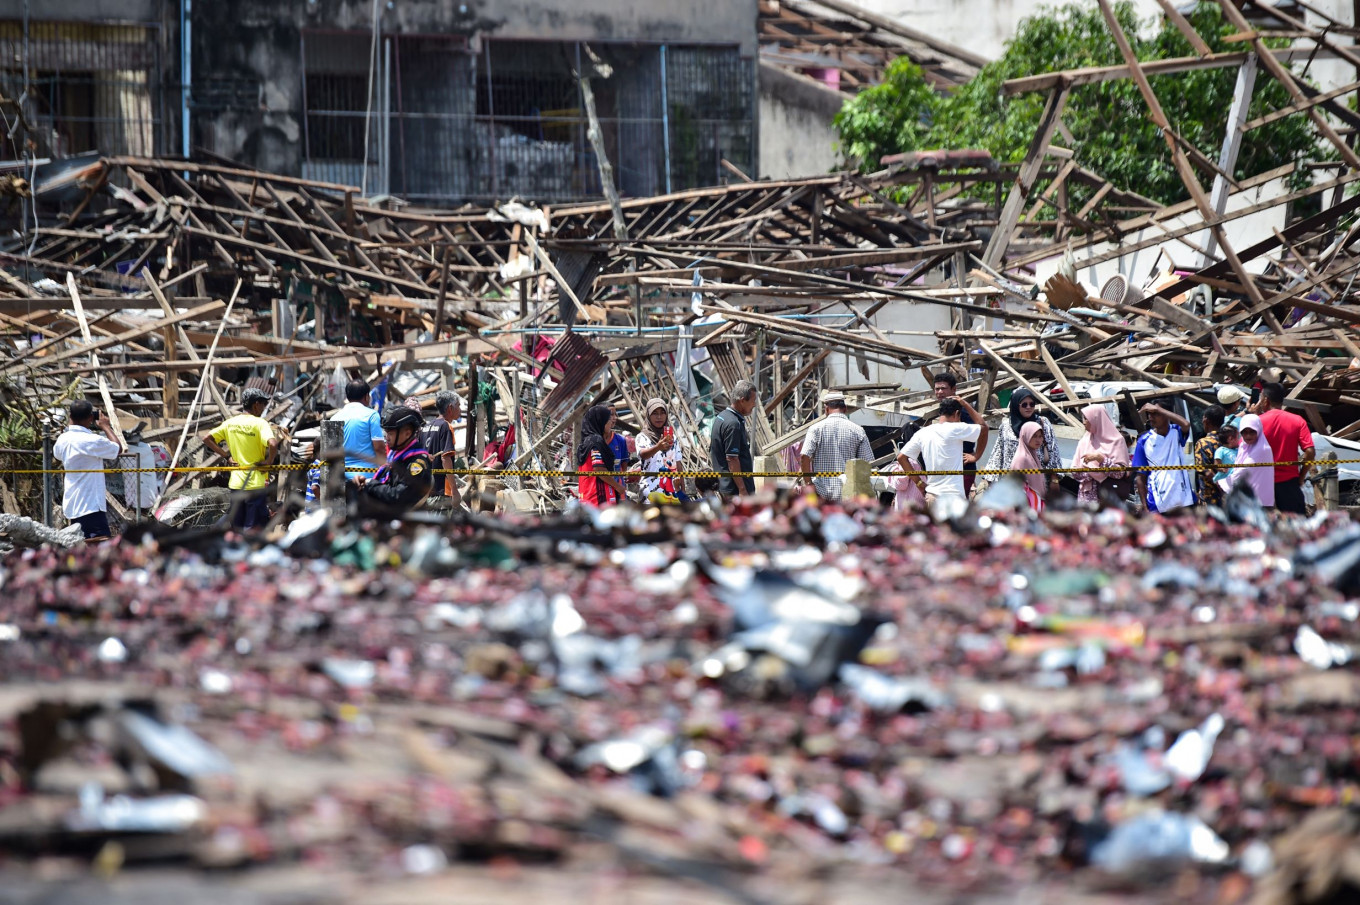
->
xmin=756 ymin=0 xmax=982 ymax=179
xmin=2 ymin=0 xmax=760 ymax=203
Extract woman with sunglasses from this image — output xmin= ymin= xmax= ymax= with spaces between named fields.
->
xmin=981 ymin=388 xmax=1061 ymax=494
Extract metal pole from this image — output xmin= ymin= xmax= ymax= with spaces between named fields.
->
xmin=660 ymin=45 xmax=672 ymax=194
xmin=41 ymin=422 xmax=53 ymax=527
xmin=181 ymin=0 xmax=191 ymax=158
xmin=381 ymin=36 xmax=391 ymax=196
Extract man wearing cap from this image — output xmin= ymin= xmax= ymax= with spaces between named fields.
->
xmin=1217 ymin=385 xmax=1247 ymax=427
xmin=800 ymin=391 xmax=874 ymax=502
xmin=353 ymin=404 xmax=434 ymax=518
xmin=202 ymin=388 xmax=278 ymax=530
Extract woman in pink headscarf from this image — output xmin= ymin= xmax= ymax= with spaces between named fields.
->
xmin=1011 ymin=421 xmax=1048 ymax=512
xmin=1073 ymin=404 xmax=1132 ymax=505
xmin=1221 ymin=413 xmax=1275 ymax=507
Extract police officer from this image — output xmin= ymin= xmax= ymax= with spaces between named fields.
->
xmin=353 ymin=404 xmax=434 ymax=518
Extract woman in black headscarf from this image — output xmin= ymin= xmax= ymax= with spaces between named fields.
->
xmin=576 ymin=404 xmax=626 ymax=507
xmin=981 ymin=388 xmax=1061 ymax=492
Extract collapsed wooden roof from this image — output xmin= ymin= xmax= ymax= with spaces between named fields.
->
xmin=3 ymin=0 xmax=1360 ymax=510
xmin=758 ymin=0 xmax=984 ymax=91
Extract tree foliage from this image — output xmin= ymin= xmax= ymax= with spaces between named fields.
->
xmin=833 ymin=2 xmax=1324 ymax=206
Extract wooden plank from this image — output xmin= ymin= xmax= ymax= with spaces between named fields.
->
xmin=982 ymin=84 xmax=1071 ymax=269
xmin=1004 ymin=51 xmax=1252 ymax=95
xmin=1 ymin=299 xmax=228 ymax=375
xmin=1215 ymin=0 xmax=1360 ymax=170
xmin=1153 ymin=0 xmax=1212 ymax=56
xmin=1037 ymin=339 xmax=1076 ymax=403
xmin=142 ymin=268 xmax=234 ymax=420
xmin=65 ymin=273 xmax=125 ymax=448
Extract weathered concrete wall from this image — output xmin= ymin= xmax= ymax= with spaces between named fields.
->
xmin=191 ymin=0 xmax=756 ymax=179
xmin=0 ymin=0 xmax=163 ymax=23
xmin=758 ymin=62 xmax=842 ymax=180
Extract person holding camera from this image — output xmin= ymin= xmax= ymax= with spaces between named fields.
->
xmin=53 ymin=400 xmax=125 ymax=540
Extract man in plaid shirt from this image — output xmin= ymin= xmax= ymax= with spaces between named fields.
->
xmin=800 ymin=390 xmax=874 ymax=502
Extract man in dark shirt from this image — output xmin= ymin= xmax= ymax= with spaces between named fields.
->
xmin=931 ymin=371 xmax=977 ymax=495
xmin=710 ymin=379 xmax=759 ymax=499
xmin=419 ymin=390 xmax=461 ymax=505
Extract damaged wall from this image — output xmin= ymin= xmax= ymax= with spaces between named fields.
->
xmin=758 ymin=62 xmax=842 ymax=180
xmin=191 ymin=0 xmax=758 ymax=188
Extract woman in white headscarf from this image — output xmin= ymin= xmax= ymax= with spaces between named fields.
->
xmin=1220 ymin=413 xmax=1275 ymax=508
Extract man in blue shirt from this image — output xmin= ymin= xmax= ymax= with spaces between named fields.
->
xmin=1131 ymin=402 xmax=1194 ymax=514
xmin=330 ymin=380 xmax=386 ymax=480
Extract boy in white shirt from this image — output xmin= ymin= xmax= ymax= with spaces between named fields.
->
xmin=52 ymin=400 xmax=125 ymax=539
xmin=897 ymin=397 xmax=986 ymax=507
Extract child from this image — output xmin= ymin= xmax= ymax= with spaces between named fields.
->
xmin=1213 ymin=424 xmax=1239 ymax=485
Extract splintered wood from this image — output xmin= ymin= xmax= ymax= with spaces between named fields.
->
xmin=5 ymin=0 xmax=1360 ymax=512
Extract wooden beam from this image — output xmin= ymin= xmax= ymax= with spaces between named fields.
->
xmin=977 ymin=339 xmax=1082 ymax=429
xmin=65 ymin=273 xmax=125 ymax=447
xmin=982 ymin=83 xmax=1071 ymax=269
xmin=1098 ymin=0 xmax=1284 ymax=339
xmin=2 ymin=299 xmax=228 ymax=375
xmin=1153 ymin=0 xmax=1213 ymax=56
xmin=1216 ymin=0 xmax=1360 ymax=170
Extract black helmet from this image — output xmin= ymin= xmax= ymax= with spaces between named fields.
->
xmin=242 ymin=387 xmax=271 ymax=407
xmin=380 ymin=405 xmax=424 ymax=432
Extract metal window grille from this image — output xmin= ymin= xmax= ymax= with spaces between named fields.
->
xmin=301 ymin=32 xmax=753 ymax=205
xmin=0 ymin=20 xmax=165 ymax=161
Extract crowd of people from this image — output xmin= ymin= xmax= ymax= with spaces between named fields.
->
xmin=44 ymin=369 xmax=1324 ymax=540
xmin=567 ymin=372 xmax=1319 ymax=518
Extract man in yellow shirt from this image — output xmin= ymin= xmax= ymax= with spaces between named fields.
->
xmin=202 ymin=387 xmax=279 ymax=530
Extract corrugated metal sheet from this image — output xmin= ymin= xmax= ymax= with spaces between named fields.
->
xmin=540 ymin=332 xmax=607 ymax=421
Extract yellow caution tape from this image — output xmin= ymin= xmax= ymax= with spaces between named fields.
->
xmin=3 ymin=459 xmax=1352 ymax=479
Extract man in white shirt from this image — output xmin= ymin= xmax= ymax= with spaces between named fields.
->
xmin=52 ymin=400 xmax=125 ymax=539
xmin=897 ymin=397 xmax=986 ymax=507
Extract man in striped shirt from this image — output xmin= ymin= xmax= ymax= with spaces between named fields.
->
xmin=800 ymin=391 xmax=874 ymax=502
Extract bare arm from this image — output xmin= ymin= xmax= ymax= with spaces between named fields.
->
xmin=897 ymin=452 xmax=926 ymax=493
xmin=201 ymin=432 xmax=229 ymax=459
xmin=1142 ymin=403 xmax=1189 ymax=432
xmin=442 ymin=451 xmax=457 ymax=499
xmin=372 ymin=438 xmax=388 ymax=458
xmin=800 ymin=453 xmax=813 ymax=483
xmin=726 ymin=455 xmax=746 ymax=495
xmin=637 ymin=432 xmax=673 ymax=461
xmin=96 ymin=414 xmax=127 ymax=456
xmin=1299 ymin=444 xmax=1316 ymax=483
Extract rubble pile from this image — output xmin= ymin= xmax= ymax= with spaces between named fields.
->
xmin=1 ymin=493 xmax=1358 ymax=901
